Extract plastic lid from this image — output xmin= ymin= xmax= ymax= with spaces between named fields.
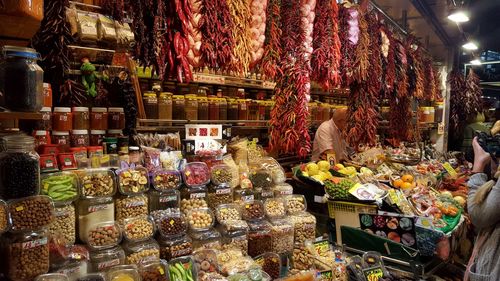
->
xmin=54 ymin=107 xmax=71 ymax=113
xmin=107 ymin=130 xmax=123 ymax=134
xmin=108 ymin=107 xmax=124 ymax=113
xmin=35 ymin=130 xmax=48 ymax=136
xmin=53 ymin=131 xmax=70 ymax=136
xmin=40 ymin=107 xmax=52 ymax=112
xmin=72 ymin=107 xmax=89 ymax=112
xmin=103 ymin=137 xmax=118 ymax=143
xmin=72 ymin=130 xmax=88 ymax=135
xmin=92 ymin=107 xmax=108 ymax=113
xmin=91 ymin=130 xmax=106 ymax=134
xmin=2 ymin=45 xmax=39 ymax=59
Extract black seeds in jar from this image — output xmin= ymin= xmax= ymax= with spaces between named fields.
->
xmin=0 ymin=152 xmax=40 ymax=199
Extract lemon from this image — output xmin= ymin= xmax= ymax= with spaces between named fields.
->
xmin=317 ymin=161 xmax=330 ymax=172
xmin=306 ymin=163 xmax=320 ymax=176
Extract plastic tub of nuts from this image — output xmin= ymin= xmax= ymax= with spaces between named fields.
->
xmin=86 ymin=221 xmax=122 ymax=249
xmin=183 ymin=162 xmax=210 ymax=188
xmin=215 ymin=203 xmax=241 ymax=223
xmin=115 ymin=194 xmax=149 ymax=221
xmin=107 ymin=264 xmax=141 ymax=281
xmin=158 ymin=234 xmax=193 ymax=260
xmin=221 ymin=228 xmax=248 ymax=255
xmin=2 ymin=230 xmax=50 ymax=281
xmin=139 ymin=260 xmax=169 ymax=281
xmin=116 ymin=166 xmax=149 ymax=195
xmin=8 ymin=195 xmax=55 ymax=232
xmin=190 ymin=227 xmax=222 ymax=251
xmin=219 ymin=219 xmax=249 ymax=233
xmin=78 ymin=168 xmax=116 ymax=198
xmin=254 ymin=252 xmax=282 ymax=279
xmin=292 ymin=244 xmax=315 ymax=271
xmin=89 ymin=246 xmax=126 ymax=272
xmin=35 ymin=273 xmax=69 ymax=281
xmin=76 ymin=273 xmax=106 ymax=281
xmin=123 ymin=215 xmax=155 ymax=242
xmin=270 ymin=218 xmax=294 ymax=254
xmin=41 ymin=171 xmax=80 ymax=204
xmin=255 ymin=187 xmax=274 ymax=201
xmin=77 ymin=197 xmax=114 ymax=243
xmin=123 ymin=238 xmax=160 ymax=265
xmin=157 ymin=210 xmax=188 ymax=237
xmin=249 ymin=169 xmax=273 ymax=189
xmin=264 ymin=198 xmax=286 ymax=219
xmin=273 ymin=182 xmax=294 ymax=197
xmin=193 ymin=249 xmax=219 ymax=279
xmin=168 ymin=256 xmax=197 ymax=281
xmin=241 ymin=200 xmax=265 ymax=221
xmin=49 ymin=204 xmax=76 ymax=245
xmin=180 ymin=186 xmax=208 ymax=213
xmin=186 ymin=207 xmax=214 ymax=231
xmin=247 ymin=220 xmax=272 ymax=257
xmin=210 ymin=164 xmax=234 ymax=185
xmin=149 ymin=190 xmax=180 ymax=211
xmin=152 ymin=170 xmax=182 ymax=191
xmin=207 ymin=183 xmax=233 ymax=211
xmin=0 ymin=199 xmax=10 ymax=234
xmin=290 ymin=212 xmax=316 ymax=244
xmin=285 ymin=195 xmax=307 ymax=215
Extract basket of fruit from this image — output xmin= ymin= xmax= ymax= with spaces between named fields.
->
xmin=324 ymin=177 xmax=357 ymax=200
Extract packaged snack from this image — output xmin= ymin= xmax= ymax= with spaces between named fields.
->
xmin=156 ymin=210 xmax=187 ymax=237
xmin=211 ymin=164 xmax=234 ymax=185
xmin=97 ymin=15 xmax=117 ymax=44
xmin=285 ymin=195 xmax=307 ymax=215
xmin=254 ymin=252 xmax=281 ymax=279
xmin=180 ymin=186 xmax=208 ymax=213
xmin=193 ymin=249 xmax=219 ymax=279
xmin=241 ymin=200 xmax=265 ymax=221
xmin=249 ymin=169 xmax=272 ymax=189
xmin=123 ymin=216 xmax=155 ymax=242
xmin=270 ymin=218 xmax=294 ymax=254
xmin=264 ymin=198 xmax=286 ymax=219
xmin=49 ymin=204 xmax=76 ymax=245
xmin=149 ymin=190 xmax=180 ymax=211
xmin=77 ymin=11 xmax=98 ymax=43
xmin=78 ymin=168 xmax=116 ymax=198
xmin=190 ymin=227 xmax=221 ymax=251
xmin=273 ymin=183 xmax=294 ymax=197
xmin=290 ymin=212 xmax=316 ymax=244
xmin=215 ymin=203 xmax=241 ymax=223
xmin=115 ymin=194 xmax=149 ymax=221
xmin=139 ymin=260 xmax=169 ymax=281
xmin=0 ymin=199 xmax=10 ymax=234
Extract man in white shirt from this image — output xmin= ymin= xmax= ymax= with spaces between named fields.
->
xmin=311 ymin=108 xmax=349 ymax=163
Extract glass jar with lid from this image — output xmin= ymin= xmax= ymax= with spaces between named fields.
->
xmin=72 ymin=107 xmax=90 ymax=130
xmin=238 ymin=99 xmax=248 ymax=122
xmin=36 ymin=107 xmax=52 ymax=130
xmin=91 ymin=108 xmax=109 ymax=130
xmin=208 ymin=96 xmax=219 ymax=120
xmin=435 ymin=102 xmax=444 ymax=123
xmin=143 ymin=92 xmax=158 ymax=120
xmin=227 ymin=99 xmax=239 ymax=120
xmin=219 ymin=98 xmax=228 ymax=120
xmin=128 ymin=146 xmax=141 ymax=165
xmin=90 ymin=130 xmax=106 ymax=146
xmin=158 ymin=93 xmax=173 ymax=122
xmin=258 ymin=101 xmax=266 ymax=121
xmin=172 ymin=95 xmax=185 ymax=120
xmin=108 ymin=108 xmax=125 ymax=129
xmin=0 ymin=135 xmax=40 ymax=200
xmin=52 ymin=131 xmax=70 ymax=151
xmin=34 ymin=130 xmax=50 ymax=147
xmin=247 ymin=100 xmax=259 ymax=125
xmin=53 ymin=107 xmax=73 ymax=131
xmin=185 ymin=94 xmax=198 ymax=121
xmin=198 ymin=97 xmax=209 ymax=120
xmin=0 ymin=46 xmax=44 ymax=112
xmin=71 ymin=130 xmax=89 ymax=147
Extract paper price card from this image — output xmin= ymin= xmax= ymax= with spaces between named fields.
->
xmin=313 ymin=239 xmax=330 ymax=255
xmin=363 ymin=267 xmax=383 ymax=281
xmin=442 ymin=162 xmax=457 ymax=178
xmin=316 ymin=270 xmax=333 ymax=281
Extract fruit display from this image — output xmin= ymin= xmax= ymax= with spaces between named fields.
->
xmin=324 ymin=177 xmax=356 ymax=200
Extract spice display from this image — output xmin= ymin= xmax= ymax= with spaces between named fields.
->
xmin=158 ymin=235 xmax=193 ymax=260
xmin=264 ymin=198 xmax=286 ymax=218
xmin=190 ymin=227 xmax=222 ymax=251
xmin=0 ymin=135 xmax=40 ymax=200
xmin=242 ymin=200 xmax=265 ymax=221
xmin=3 ymin=231 xmax=50 ymax=281
xmin=140 ymin=260 xmax=169 ymax=281
xmin=215 ymin=204 xmax=241 ymax=223
xmin=207 ymin=183 xmax=233 ymax=210
xmin=290 ymin=212 xmax=316 ymax=243
xmin=187 ymin=208 xmax=214 ymax=230
xmin=87 ymin=221 xmax=122 ymax=249
xmin=183 ymin=162 xmax=210 ymax=187
xmin=168 ymin=257 xmax=196 ymax=281
xmin=270 ymin=219 xmax=294 ymax=254
xmin=72 ymin=107 xmax=90 ymax=130
xmin=257 ymin=253 xmax=281 ymax=279
xmin=79 ymin=169 xmax=116 ymax=198
xmin=210 ymin=164 xmax=234 ymax=185
xmin=124 ymin=239 xmax=160 ymax=265
xmin=152 ymin=170 xmax=181 ymax=191
xmin=226 ymin=0 xmax=252 ymax=75
xmin=123 ymin=216 xmax=155 ymax=242
xmin=249 ymin=170 xmax=272 ymax=189
xmin=41 ymin=172 xmax=79 ymax=203
xmin=49 ymin=204 xmax=76 ymax=245
xmin=89 ymin=247 xmax=125 ymax=272
xmin=77 ymin=197 xmax=114 ymax=243
xmin=285 ymin=195 xmax=307 ymax=214
xmin=115 ymin=195 xmax=149 ymax=221
xmin=260 ymin=0 xmax=282 ymax=80
xmin=117 ymin=167 xmax=149 ymax=195
xmin=247 ymin=220 xmax=272 ymax=257
xmin=149 ymin=190 xmax=180 ymax=211
xmin=0 ymin=200 xmax=9 ymax=233
xmin=9 ymin=195 xmax=54 ymax=231
xmin=157 ymin=212 xmax=187 ymax=237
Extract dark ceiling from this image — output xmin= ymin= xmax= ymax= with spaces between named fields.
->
xmin=463 ymin=0 xmax=500 ymax=52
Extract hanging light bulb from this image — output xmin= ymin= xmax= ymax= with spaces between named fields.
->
xmin=462 ymin=42 xmax=478 ymax=50
xmin=470 ymin=59 xmax=482 ymax=65
xmin=447 ymin=10 xmax=469 ymax=23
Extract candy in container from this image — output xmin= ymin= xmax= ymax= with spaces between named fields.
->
xmin=0 ymin=199 xmax=10 ymax=234
xmin=152 ymin=170 xmax=182 ymax=191
xmin=78 ymin=168 xmax=116 ymax=198
xmin=149 ymin=189 xmax=180 ymax=211
xmin=186 ymin=207 xmax=215 ymax=231
xmin=115 ymin=194 xmax=149 ymax=221
xmin=241 ymin=200 xmax=265 ymax=221
xmin=254 ymin=252 xmax=281 ymax=280
xmin=183 ymin=162 xmax=210 ymax=187
xmin=190 ymin=227 xmax=222 ymax=251
xmin=139 ymin=260 xmax=169 ymax=281
xmin=193 ymin=249 xmax=219 ymax=279
xmin=158 ymin=234 xmax=193 ymax=260
xmin=264 ymin=198 xmax=286 ymax=219
xmin=156 ymin=209 xmax=187 ymax=237
xmin=86 ymin=221 xmax=122 ymax=249
xmin=117 ymin=165 xmax=149 ymax=195
xmin=35 ymin=273 xmax=69 ymax=281
xmin=180 ymin=186 xmax=208 ymax=213
xmin=122 ymin=215 xmax=155 ymax=242
xmin=215 ymin=203 xmax=241 ymax=223
xmin=123 ymin=238 xmax=160 ymax=265
xmin=247 ymin=220 xmax=272 ymax=257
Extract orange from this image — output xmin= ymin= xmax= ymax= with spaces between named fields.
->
xmin=401 ymin=174 xmax=414 ymax=183
xmin=401 ymin=182 xmax=413 ymax=190
xmin=393 ymin=179 xmax=404 ymax=188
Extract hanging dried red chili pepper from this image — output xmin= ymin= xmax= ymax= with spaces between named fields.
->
xmin=101 ymin=0 xmax=125 ymax=23
xmin=465 ymin=69 xmax=483 ymax=117
xmin=260 ymin=0 xmax=282 ymax=80
xmin=422 ymin=57 xmax=436 ymax=101
xmin=406 ymin=38 xmax=424 ymax=99
xmin=449 ymin=69 xmax=466 ymax=137
xmin=352 ymin=5 xmax=370 ymax=83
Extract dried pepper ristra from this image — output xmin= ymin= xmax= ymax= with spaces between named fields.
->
xmin=260 ymin=0 xmax=282 ymax=80
xmin=406 ymin=38 xmax=424 ymax=99
xmin=311 ymin=0 xmax=342 ymax=90
xmin=433 ymin=67 xmax=442 ymax=101
xmin=449 ymin=69 xmax=467 ymax=137
xmin=464 ymin=69 xmax=483 ymax=118
xmin=227 ymin=0 xmax=253 ymax=76
xmin=381 ymin=27 xmax=396 ymax=97
xmin=352 ymin=5 xmax=370 ymax=83
xmin=422 ymin=58 xmax=436 ymax=101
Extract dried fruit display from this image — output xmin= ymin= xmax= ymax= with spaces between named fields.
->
xmin=227 ymin=0 xmax=253 ymax=76
xmin=260 ymin=0 xmax=282 ymax=80
xmin=311 ymin=0 xmax=341 ymax=90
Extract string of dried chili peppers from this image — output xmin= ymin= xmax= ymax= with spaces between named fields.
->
xmin=406 ymin=38 xmax=424 ymax=99
xmin=423 ymin=57 xmax=436 ymax=101
xmin=464 ymin=69 xmax=483 ymax=117
xmin=260 ymin=0 xmax=282 ymax=80
xmin=381 ymin=28 xmax=396 ymax=97
xmin=433 ymin=67 xmax=442 ymax=101
xmin=449 ymin=69 xmax=467 ymax=137
xmin=101 ymin=0 xmax=126 ymax=23
xmin=352 ymin=5 xmax=370 ymax=83
xmin=227 ymin=0 xmax=253 ymax=76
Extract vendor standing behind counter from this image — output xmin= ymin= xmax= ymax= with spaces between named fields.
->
xmin=311 ymin=107 xmax=349 ymax=163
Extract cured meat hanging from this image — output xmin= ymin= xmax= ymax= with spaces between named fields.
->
xmin=227 ymin=0 xmax=253 ymax=76
xmin=311 ymin=0 xmax=342 ymax=90
xmin=269 ymin=0 xmax=315 ymax=157
xmin=260 ymin=0 xmax=282 ymax=80
xmin=187 ymin=0 xmax=203 ymax=68
xmin=249 ymin=0 xmax=269 ymax=68
xmin=338 ymin=2 xmax=359 ymax=87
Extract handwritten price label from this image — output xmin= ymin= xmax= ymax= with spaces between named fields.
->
xmin=190 ymin=192 xmax=206 ymax=199
xmin=363 ymin=267 xmax=383 ymax=281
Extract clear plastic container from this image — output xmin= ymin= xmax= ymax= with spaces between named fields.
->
xmin=255 ymin=188 xmax=274 ymax=201
xmin=156 ymin=209 xmax=187 ymax=237
xmin=78 ymin=168 xmax=116 ymax=198
xmin=86 ymin=221 xmax=122 ymax=249
xmin=35 ymin=273 xmax=69 ymax=281
xmin=123 ymin=215 xmax=155 ymax=242
xmin=273 ymin=183 xmax=294 ymax=197
xmin=210 ymin=164 xmax=234 ymax=185
xmin=8 ymin=195 xmax=55 ymax=232
xmin=270 ymin=218 xmax=294 ymax=254
xmin=1 ymin=230 xmax=50 ymax=281
xmin=264 ymin=198 xmax=286 ymax=219
xmin=149 ymin=190 xmax=180 ymax=211
xmin=241 ymin=200 xmax=265 ymax=221
xmin=218 ymin=251 xmax=255 ymax=276
xmin=215 ymin=203 xmax=241 ymax=223
xmin=89 ymin=246 xmax=125 ymax=272
xmin=158 ymin=234 xmax=193 ymax=260
xmin=190 ymin=227 xmax=221 ymax=251
xmin=255 ymin=252 xmax=282 ymax=280
xmin=183 ymin=162 xmax=210 ymax=187
xmin=0 ymin=199 xmax=11 ymax=234
xmin=56 ymin=260 xmax=88 ymax=281
xmin=247 ymin=220 xmax=272 ymax=257
xmin=290 ymin=212 xmax=316 ymax=244
xmin=219 ymin=219 xmax=248 ymax=233
xmin=107 ymin=264 xmax=141 ymax=281
xmin=115 ymin=194 xmax=149 ymax=222
xmin=49 ymin=204 xmax=76 ymax=245
xmin=193 ymin=249 xmax=219 ymax=278
xmin=221 ymin=228 xmax=248 ymax=255
xmin=233 ymin=187 xmax=254 ymax=204
xmin=249 ymin=170 xmax=273 ymax=189
xmin=76 ymin=273 xmax=106 ymax=281
xmin=207 ymin=183 xmax=233 ymax=211
xmin=123 ymin=239 xmax=160 ymax=265
xmin=41 ymin=171 xmax=79 ymax=204
xmin=117 ymin=166 xmax=149 ymax=195
xmin=260 ymin=157 xmax=286 ymax=184
xmin=139 ymin=260 xmax=169 ymax=281
xmin=180 ymin=186 xmax=208 ymax=213
xmin=152 ymin=170 xmax=182 ymax=191
xmin=168 ymin=256 xmax=197 ymax=281
xmin=77 ymin=197 xmax=115 ymax=243
xmin=186 ymin=207 xmax=214 ymax=231
xmin=285 ymin=195 xmax=307 ymax=215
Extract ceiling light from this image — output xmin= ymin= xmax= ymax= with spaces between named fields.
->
xmin=470 ymin=59 xmax=482 ymax=65
xmin=447 ymin=10 xmax=469 ymax=23
xmin=462 ymin=42 xmax=478 ymax=50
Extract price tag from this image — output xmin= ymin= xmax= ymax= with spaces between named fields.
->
xmin=158 ymin=266 xmax=165 ymax=275
xmin=125 ymin=200 xmax=146 ymax=208
xmin=98 ymin=258 xmax=120 ymax=270
xmin=443 ymin=162 xmax=458 ymax=178
xmin=190 ymin=192 xmax=206 ymax=199
xmin=254 ymin=256 xmax=265 ymax=266
xmin=159 ymin=195 xmax=177 ymax=203
xmin=313 ymin=239 xmax=330 ymax=255
xmin=363 ymin=267 xmax=383 ymax=281
xmin=22 ymin=237 xmax=48 ymax=249
xmin=241 ymin=195 xmax=254 ymax=202
xmin=216 ymin=188 xmax=231 ymax=195
xmin=438 ymin=123 xmax=445 ymax=135
xmin=316 ymin=270 xmax=333 ymax=281
xmin=100 ymin=155 xmax=110 ymax=164
xmin=88 ymin=204 xmax=109 ymax=213
xmin=15 ymin=205 xmax=24 ymax=212
xmin=327 ymin=153 xmax=337 ymax=166
xmin=261 ymin=191 xmax=274 ymax=198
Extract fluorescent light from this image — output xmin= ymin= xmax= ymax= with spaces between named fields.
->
xmin=462 ymin=42 xmax=478 ymax=50
xmin=470 ymin=59 xmax=482 ymax=65
xmin=447 ymin=10 xmax=470 ymax=23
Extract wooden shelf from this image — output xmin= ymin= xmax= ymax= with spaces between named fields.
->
xmin=0 ymin=112 xmax=42 ymax=120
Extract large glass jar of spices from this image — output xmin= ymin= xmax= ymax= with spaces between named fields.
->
xmin=36 ymin=107 xmax=52 ymax=130
xmin=198 ymin=97 xmax=209 ymax=120
xmin=219 ymin=98 xmax=228 ymax=120
xmin=108 ymin=108 xmax=125 ymax=129
xmin=53 ymin=107 xmax=73 ymax=131
xmin=71 ymin=130 xmax=89 ymax=147
xmin=158 ymin=93 xmax=173 ymax=121
xmin=172 ymin=95 xmax=185 ymax=120
xmin=185 ymin=94 xmax=198 ymax=121
xmin=90 ymin=108 xmax=108 ymax=130
xmin=90 ymin=130 xmax=106 ymax=146
xmin=0 ymin=135 xmax=40 ymax=200
xmin=72 ymin=107 xmax=90 ymax=130
xmin=143 ymin=92 xmax=158 ymax=120
xmin=208 ymin=97 xmax=219 ymax=120
xmin=0 ymin=46 xmax=44 ymax=112
xmin=227 ymin=99 xmax=238 ymax=120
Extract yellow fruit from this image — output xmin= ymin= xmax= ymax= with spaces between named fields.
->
xmin=360 ymin=167 xmax=373 ymax=176
xmin=335 ymin=164 xmax=345 ymax=169
xmin=306 ymin=163 xmax=320 ymax=176
xmin=401 ymin=182 xmax=413 ymax=190
xmin=317 ymin=161 xmax=330 ymax=172
xmin=324 ymin=172 xmax=333 ymax=180
xmin=311 ymin=174 xmax=324 ymax=182
xmin=401 ymin=175 xmax=414 ymax=183
xmin=453 ymin=196 xmax=466 ymax=207
xmin=393 ymin=179 xmax=404 ymax=188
